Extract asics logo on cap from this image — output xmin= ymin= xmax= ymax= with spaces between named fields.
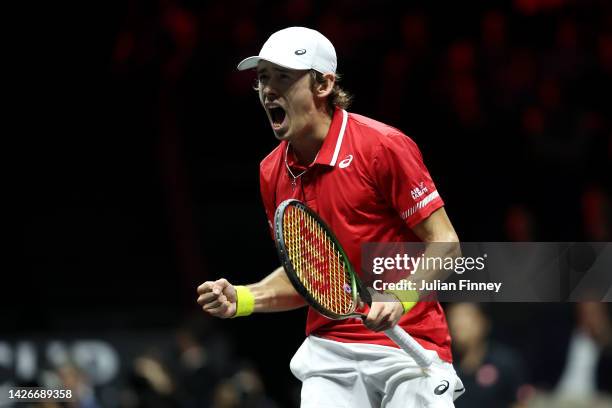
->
xmin=295 ymin=49 xmax=307 ymax=55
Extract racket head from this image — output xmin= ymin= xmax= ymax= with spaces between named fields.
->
xmin=274 ymin=199 xmax=363 ymax=320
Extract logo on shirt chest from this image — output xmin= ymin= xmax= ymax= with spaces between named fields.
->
xmin=338 ymin=154 xmax=353 ymax=169
xmin=410 ymin=182 xmax=429 ymax=199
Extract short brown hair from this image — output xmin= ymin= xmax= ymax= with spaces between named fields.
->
xmin=309 ymin=70 xmax=353 ymax=114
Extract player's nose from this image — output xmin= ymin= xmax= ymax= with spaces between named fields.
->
xmin=261 ymin=81 xmax=279 ymax=99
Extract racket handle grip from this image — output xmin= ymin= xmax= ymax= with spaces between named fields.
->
xmin=384 ymin=325 xmax=434 ymax=368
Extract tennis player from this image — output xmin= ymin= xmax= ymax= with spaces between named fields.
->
xmin=197 ymin=27 xmax=464 ymax=407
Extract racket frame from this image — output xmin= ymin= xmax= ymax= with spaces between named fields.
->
xmin=274 ymin=199 xmax=369 ymax=320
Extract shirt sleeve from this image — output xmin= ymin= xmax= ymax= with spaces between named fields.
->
xmin=372 ymin=132 xmax=444 ymax=228
xmin=259 ymin=165 xmax=276 ymax=239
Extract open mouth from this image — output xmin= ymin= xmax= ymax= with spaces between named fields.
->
xmin=269 ymin=106 xmax=287 ymax=129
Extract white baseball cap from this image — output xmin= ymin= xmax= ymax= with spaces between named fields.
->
xmin=237 ymin=27 xmax=337 ymax=74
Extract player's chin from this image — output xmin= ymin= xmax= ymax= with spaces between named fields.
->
xmin=272 ymin=127 xmax=290 ymax=141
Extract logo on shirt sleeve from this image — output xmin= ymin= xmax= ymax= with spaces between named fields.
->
xmin=410 ymin=182 xmax=429 ymax=199
xmin=400 ymin=190 xmax=440 ymax=220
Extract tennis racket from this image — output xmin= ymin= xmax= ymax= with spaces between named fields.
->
xmin=274 ymin=199 xmax=434 ymax=369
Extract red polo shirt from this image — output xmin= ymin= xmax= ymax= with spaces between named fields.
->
xmin=259 ymin=108 xmax=452 ymax=362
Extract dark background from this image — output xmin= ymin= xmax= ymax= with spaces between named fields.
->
xmin=11 ymin=0 xmax=612 ymax=407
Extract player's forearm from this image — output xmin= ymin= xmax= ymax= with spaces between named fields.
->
xmin=411 ymin=238 xmax=461 ymax=284
xmin=247 ymin=266 xmax=306 ymax=312
xmin=394 ymin=209 xmax=462 ymax=299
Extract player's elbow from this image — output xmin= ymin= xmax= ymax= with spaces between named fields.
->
xmin=426 ymin=228 xmax=459 ymax=244
xmin=426 ymin=230 xmax=461 ymax=258
xmin=445 ymin=232 xmax=461 ymax=259
xmin=444 ymin=230 xmax=460 ymax=243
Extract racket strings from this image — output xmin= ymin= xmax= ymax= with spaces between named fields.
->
xmin=283 ymin=206 xmax=355 ymax=315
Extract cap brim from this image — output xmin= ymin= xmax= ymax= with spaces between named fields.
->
xmin=236 ymin=56 xmax=312 ymax=71
xmin=236 ymin=56 xmax=261 ymax=71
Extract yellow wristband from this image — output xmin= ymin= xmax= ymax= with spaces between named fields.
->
xmin=384 ymin=288 xmax=419 ymax=315
xmin=233 ymin=286 xmax=255 ymax=317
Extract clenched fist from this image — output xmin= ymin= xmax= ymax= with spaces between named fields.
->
xmin=196 ymin=278 xmax=237 ymax=318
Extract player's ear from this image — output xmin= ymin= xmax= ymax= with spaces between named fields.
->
xmin=315 ymin=73 xmax=335 ymax=99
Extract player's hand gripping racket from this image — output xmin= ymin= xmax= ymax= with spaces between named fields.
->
xmin=274 ymin=199 xmax=434 ymax=368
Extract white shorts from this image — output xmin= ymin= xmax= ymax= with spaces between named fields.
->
xmin=290 ymin=335 xmax=465 ymax=408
